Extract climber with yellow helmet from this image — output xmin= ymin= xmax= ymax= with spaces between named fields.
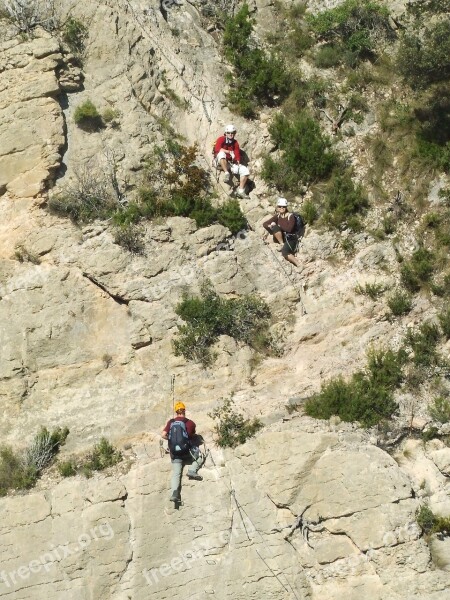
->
xmin=161 ymin=402 xmax=203 ymax=503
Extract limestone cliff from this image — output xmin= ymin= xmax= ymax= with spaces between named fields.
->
xmin=0 ymin=1 xmax=449 ymax=599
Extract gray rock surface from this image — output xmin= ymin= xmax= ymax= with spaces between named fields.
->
xmin=1 ymin=1 xmax=449 ymax=599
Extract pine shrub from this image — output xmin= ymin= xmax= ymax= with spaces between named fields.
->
xmin=208 ymin=398 xmax=263 ymax=448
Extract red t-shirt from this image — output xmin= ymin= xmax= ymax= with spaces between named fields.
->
xmin=163 ymin=416 xmax=196 ymax=439
xmin=214 ymin=135 xmax=241 ymax=163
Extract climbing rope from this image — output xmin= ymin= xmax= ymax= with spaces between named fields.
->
xmin=206 ymin=448 xmax=302 ymax=599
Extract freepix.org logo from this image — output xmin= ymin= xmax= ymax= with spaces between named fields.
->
xmin=161 ymin=0 xmax=182 ymax=10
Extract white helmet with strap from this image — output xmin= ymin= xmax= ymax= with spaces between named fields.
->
xmin=276 ymin=197 xmax=288 ymax=207
xmin=224 ymin=123 xmax=237 ymax=133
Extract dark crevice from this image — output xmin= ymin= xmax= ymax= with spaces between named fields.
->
xmin=132 ymin=340 xmax=152 ymax=350
xmin=82 ymin=273 xmax=130 ymax=305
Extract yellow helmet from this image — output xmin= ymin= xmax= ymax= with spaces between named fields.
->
xmin=174 ymin=402 xmax=186 ymax=412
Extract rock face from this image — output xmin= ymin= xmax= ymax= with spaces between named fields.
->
xmin=1 ymin=1 xmax=450 ymax=599
xmin=0 ymin=33 xmax=65 ymax=197
xmin=0 ymin=422 xmax=448 ymax=599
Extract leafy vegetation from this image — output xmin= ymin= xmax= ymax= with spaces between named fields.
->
xmin=416 ymin=504 xmax=450 ymax=536
xmin=322 ymin=172 xmax=368 ymax=230
xmin=428 ymin=396 xmax=450 ymax=424
xmin=173 ymin=281 xmax=273 ymax=367
xmin=387 ymin=289 xmax=413 ymax=316
xmin=62 ymin=17 xmax=88 ymax=54
xmin=438 ymin=306 xmax=450 ymax=339
xmin=400 ymin=247 xmax=435 ymax=292
xmin=58 ymin=438 xmax=122 ymax=478
xmin=262 ymin=112 xmax=338 ymax=191
xmin=119 ymin=144 xmax=247 ymax=233
xmin=222 ymin=3 xmax=291 ymax=117
xmin=208 ymin=397 xmax=263 ymax=448
xmin=0 ymin=427 xmax=69 ymax=496
xmin=307 ymin=0 xmax=394 ymax=68
xmin=355 ymin=282 xmax=387 ymax=300
xmin=305 ymin=348 xmax=406 ymax=427
xmin=113 ymin=223 xmax=145 ymax=254
xmin=49 ymin=144 xmax=246 ymax=240
xmin=74 ymin=100 xmax=103 ymax=131
xmin=404 ymin=321 xmax=441 ymax=367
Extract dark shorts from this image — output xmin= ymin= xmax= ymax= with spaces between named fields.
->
xmin=271 ymin=226 xmax=298 ymax=257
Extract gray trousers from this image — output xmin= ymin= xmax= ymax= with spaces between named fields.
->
xmin=171 ymin=449 xmax=203 ymax=494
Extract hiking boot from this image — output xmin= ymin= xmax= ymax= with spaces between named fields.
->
xmin=187 ymin=472 xmax=203 ymax=481
xmin=223 ymin=171 xmax=231 ymax=183
xmin=236 ymin=188 xmax=248 ymax=198
xmin=170 ymin=490 xmax=181 ymax=502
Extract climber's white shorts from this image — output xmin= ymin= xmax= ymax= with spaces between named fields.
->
xmin=215 ymin=151 xmax=250 ymax=177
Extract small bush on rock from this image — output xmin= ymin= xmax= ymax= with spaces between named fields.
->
xmin=387 ymin=289 xmax=413 ymax=316
xmin=57 ymin=438 xmax=122 ymax=479
xmin=323 ymin=172 xmax=368 ymax=230
xmin=113 ymin=223 xmax=145 ymax=255
xmin=304 ymin=348 xmax=406 ymax=427
xmin=429 ymin=396 xmax=450 ymax=424
xmin=173 ymin=281 xmax=272 ymax=367
xmin=208 ymin=398 xmax=263 ymax=448
xmin=223 ymin=3 xmax=291 ymax=117
xmin=404 ymin=321 xmax=441 ymax=367
xmin=307 ymin=0 xmax=394 ymax=68
xmin=62 ymin=17 xmax=88 ymax=54
xmin=0 ymin=426 xmax=69 ymax=496
xmin=438 ymin=305 xmax=450 ymax=339
xmin=400 ymin=247 xmax=435 ymax=292
xmin=74 ymin=100 xmax=103 ymax=131
xmin=262 ymin=112 xmax=338 ymax=191
xmin=416 ymin=504 xmax=450 ymax=536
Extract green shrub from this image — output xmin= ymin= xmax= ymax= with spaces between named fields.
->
xmin=314 ymin=45 xmax=343 ymax=69
xmin=387 ymin=289 xmax=413 ymax=316
xmin=323 ymin=172 xmax=368 ymax=230
xmin=58 ymin=460 xmax=77 ymax=477
xmin=208 ymin=398 xmax=263 ymax=448
xmin=57 ymin=438 xmax=122 ymax=478
xmin=83 ymin=438 xmax=122 ymax=473
xmin=438 ymin=306 xmax=450 ymax=338
xmin=302 ymin=200 xmax=318 ymax=224
xmin=355 ymin=282 xmax=386 ymax=300
xmin=422 ymin=426 xmax=440 ymax=442
xmin=400 ymin=247 xmax=435 ymax=292
xmin=62 ymin=17 xmax=88 ymax=54
xmin=217 ymin=198 xmax=247 ymax=234
xmin=397 ymin=20 xmax=450 ymax=89
xmin=0 ymin=447 xmax=37 ymax=496
xmin=223 ymin=4 xmax=291 ymax=117
xmin=173 ymin=281 xmax=272 ymax=367
xmin=431 ymin=273 xmax=450 ymax=297
xmin=0 ymin=427 xmax=69 ymax=496
xmin=429 ymin=396 xmax=450 ymax=423
xmin=262 ymin=112 xmax=338 ymax=191
xmin=416 ymin=504 xmax=450 ymax=536
xmin=74 ymin=100 xmax=103 ymax=131
xmin=113 ymin=223 xmax=145 ymax=254
xmin=102 ymin=107 xmax=120 ymax=125
xmin=307 ymin=0 xmax=393 ymax=67
xmin=405 ymin=321 xmax=441 ymax=366
xmin=305 ymin=347 xmax=405 ymax=427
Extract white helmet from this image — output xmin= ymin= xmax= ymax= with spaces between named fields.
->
xmin=276 ymin=197 xmax=288 ymax=207
xmin=225 ymin=123 xmax=237 ymax=133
